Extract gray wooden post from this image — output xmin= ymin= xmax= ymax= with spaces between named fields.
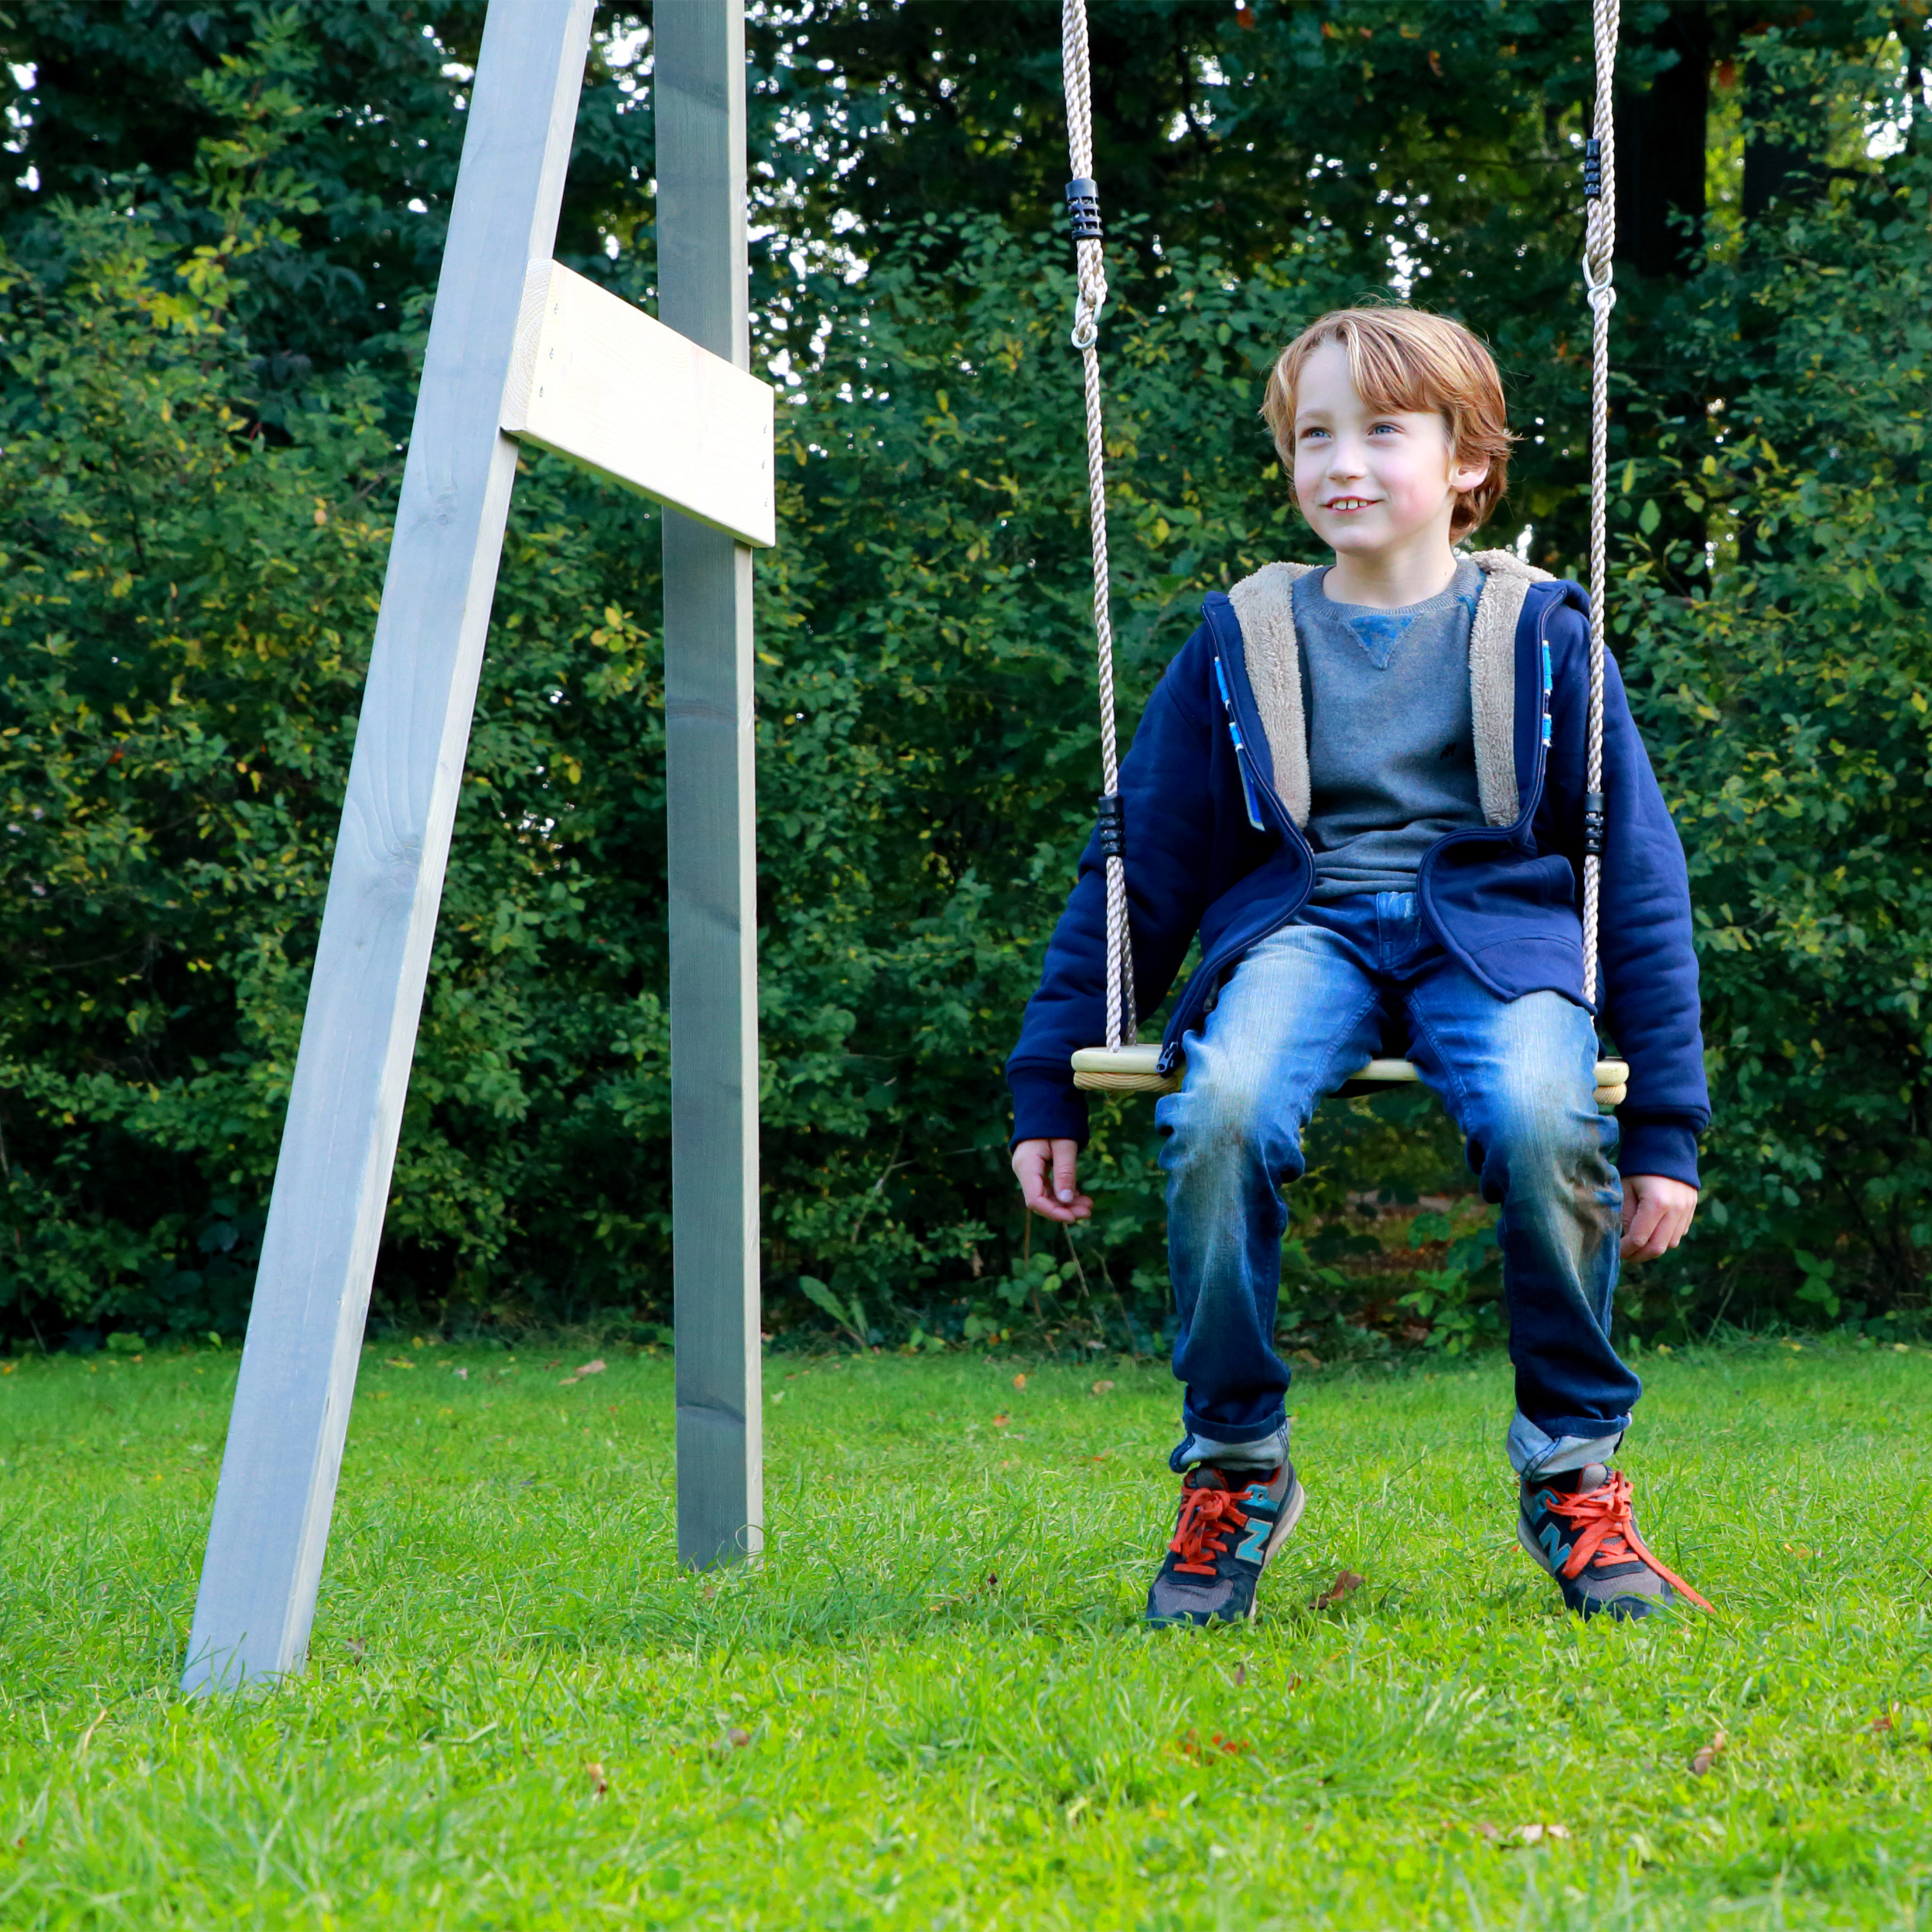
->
xmin=657 ymin=0 xmax=765 ymax=1570
xmin=180 ymin=0 xmax=598 ymax=1692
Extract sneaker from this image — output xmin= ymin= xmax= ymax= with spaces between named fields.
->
xmin=1518 ymin=1464 xmax=1713 ymax=1620
xmin=1144 ymin=1460 xmax=1305 ymax=1627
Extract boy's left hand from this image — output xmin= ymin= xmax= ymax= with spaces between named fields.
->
xmin=1620 ymin=1175 xmax=1698 ymax=1262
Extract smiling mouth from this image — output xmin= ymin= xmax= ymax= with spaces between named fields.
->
xmin=1323 ymin=497 xmax=1378 ymax=512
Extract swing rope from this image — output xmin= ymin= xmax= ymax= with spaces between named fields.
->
xmin=1060 ymin=0 xmax=1624 ymax=1081
xmin=1580 ymin=0 xmax=1621 ymax=1009
xmin=1061 ymin=0 xmax=1135 ymax=1052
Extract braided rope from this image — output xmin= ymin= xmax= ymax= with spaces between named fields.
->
xmin=1581 ymin=0 xmax=1620 ymax=1008
xmin=1063 ymin=1 xmax=1616 ymax=1034
xmin=1062 ymin=0 xmax=1135 ymax=1050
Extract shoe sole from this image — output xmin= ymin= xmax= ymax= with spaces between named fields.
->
xmin=1245 ymin=1475 xmax=1308 ymax=1624
xmin=1515 ymin=1515 xmax=1556 ymax=1576
xmin=1515 ymin=1513 xmax=1680 ymax=1620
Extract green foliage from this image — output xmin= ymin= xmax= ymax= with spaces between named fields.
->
xmin=1616 ymin=36 xmax=1932 ymax=1327
xmin=1397 ymin=1207 xmax=1508 ymax=1356
xmin=0 ymin=185 xmax=379 ymax=1330
xmin=1 ymin=11 xmax=1929 ymax=1345
xmin=0 ymin=2 xmax=656 ymax=424
xmin=0 ymin=28 xmax=684 ymax=1333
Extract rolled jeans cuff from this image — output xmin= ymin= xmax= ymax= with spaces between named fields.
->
xmin=1508 ymin=1409 xmax=1627 ymax=1481
xmin=1171 ymin=1417 xmax=1292 ymax=1474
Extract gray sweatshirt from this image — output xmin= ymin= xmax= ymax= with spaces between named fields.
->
xmin=1291 ymin=558 xmax=1486 ymax=903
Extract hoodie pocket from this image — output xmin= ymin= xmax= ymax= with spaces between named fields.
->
xmin=1444 ymin=850 xmax=1584 ymax=955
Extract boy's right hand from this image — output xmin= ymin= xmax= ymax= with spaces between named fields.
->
xmin=1012 ymin=1138 xmax=1092 ymax=1223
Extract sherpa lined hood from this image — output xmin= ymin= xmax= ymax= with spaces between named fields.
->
xmin=1226 ymin=549 xmax=1548 ymax=831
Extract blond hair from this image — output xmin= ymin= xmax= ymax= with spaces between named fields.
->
xmin=1260 ymin=306 xmax=1514 ymax=540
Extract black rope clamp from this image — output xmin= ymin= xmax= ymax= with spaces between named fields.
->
xmin=1583 ymin=790 xmax=1607 ymax=857
xmin=1066 ymin=177 xmax=1103 ymax=243
xmin=1582 ymin=138 xmax=1603 ymax=202
xmin=1095 ymin=791 xmax=1126 ymax=860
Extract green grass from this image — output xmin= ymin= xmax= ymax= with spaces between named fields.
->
xmin=3 ymin=1336 xmax=1931 ymax=1928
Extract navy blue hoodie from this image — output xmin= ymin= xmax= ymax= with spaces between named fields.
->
xmin=1006 ymin=551 xmax=1709 ymax=1186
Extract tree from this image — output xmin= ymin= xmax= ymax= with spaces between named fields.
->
xmin=2 ymin=6 xmax=1927 ymax=1349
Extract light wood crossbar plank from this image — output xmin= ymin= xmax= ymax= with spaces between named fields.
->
xmin=502 ymin=259 xmax=775 ymax=548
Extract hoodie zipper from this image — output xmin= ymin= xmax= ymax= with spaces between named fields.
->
xmin=1214 ymin=655 xmax=1268 ymax=831
xmin=1157 ymin=650 xmax=1318 ymax=1065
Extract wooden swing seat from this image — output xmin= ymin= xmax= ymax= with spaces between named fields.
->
xmin=1071 ymin=1044 xmax=1631 ymax=1110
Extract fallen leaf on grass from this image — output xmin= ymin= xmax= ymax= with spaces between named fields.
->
xmin=712 ymin=1728 xmax=752 ymax=1752
xmin=1177 ymin=1728 xmax=1248 ymax=1759
xmin=1476 ymin=1822 xmax=1499 ymax=1841
xmin=451 ymin=1367 xmax=468 ymax=1381
xmin=1311 ymin=1569 xmax=1364 ymax=1609
xmin=1012 ymin=1373 xmax=1027 ymax=1390
xmin=578 ymin=1359 xmax=607 ymax=1376
xmin=1869 ymin=1714 xmax=1897 ymax=1734
xmin=383 ymin=1358 xmax=417 ymax=1370
xmin=1232 ymin=1664 xmax=1247 ymax=1687
xmin=585 ymin=1761 xmax=607 ymax=1797
xmin=1690 ymin=1729 xmax=1727 ymax=1774
xmin=1516 ymin=1823 xmax=1569 ymax=1844
xmin=345 ymin=1638 xmax=366 ymax=1663
xmin=1091 ymin=1379 xmax=1115 ymax=1396
xmin=991 ymin=1412 xmax=1010 ymax=1427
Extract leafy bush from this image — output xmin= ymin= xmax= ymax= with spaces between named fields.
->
xmin=3 ymin=17 xmax=1928 ymax=1350
xmin=1616 ymin=54 xmax=1932 ymax=1329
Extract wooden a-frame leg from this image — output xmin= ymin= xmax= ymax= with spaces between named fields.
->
xmin=180 ymin=0 xmax=597 ymax=1693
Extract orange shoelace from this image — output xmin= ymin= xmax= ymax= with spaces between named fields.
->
xmin=1168 ymin=1486 xmax=1251 ymax=1576
xmin=1541 ymin=1471 xmax=1714 ymax=1613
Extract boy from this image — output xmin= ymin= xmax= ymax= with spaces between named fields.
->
xmin=1007 ymin=307 xmax=1712 ymax=1625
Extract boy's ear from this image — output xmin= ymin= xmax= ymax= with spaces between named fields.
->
xmin=1450 ymin=453 xmax=1491 ymax=497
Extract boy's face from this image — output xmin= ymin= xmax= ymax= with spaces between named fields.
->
xmin=1289 ymin=339 xmax=1489 ymax=563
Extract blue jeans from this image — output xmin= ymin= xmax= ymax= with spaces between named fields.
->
xmin=1155 ymin=892 xmax=1637 ymax=1479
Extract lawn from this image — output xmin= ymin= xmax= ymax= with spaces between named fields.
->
xmin=1 ymin=1335 xmax=1929 ymax=1929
